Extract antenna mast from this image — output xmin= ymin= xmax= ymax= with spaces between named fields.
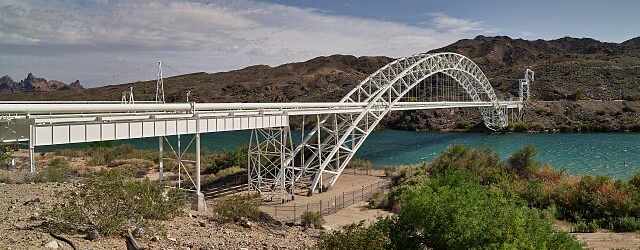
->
xmin=156 ymin=61 xmax=165 ymax=103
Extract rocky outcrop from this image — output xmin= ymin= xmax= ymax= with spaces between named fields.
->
xmin=0 ymin=73 xmax=84 ymax=93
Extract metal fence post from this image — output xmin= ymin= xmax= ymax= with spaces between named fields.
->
xmin=319 ymin=200 xmax=322 ymax=215
xmin=352 ymin=190 xmax=355 ymax=203
xmin=275 ymin=206 xmax=278 ymax=218
xmin=293 ymin=205 xmax=296 ymax=223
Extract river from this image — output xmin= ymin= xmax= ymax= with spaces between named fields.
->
xmin=41 ymin=130 xmax=640 ymax=179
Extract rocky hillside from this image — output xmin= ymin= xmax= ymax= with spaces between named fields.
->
xmin=0 ymin=73 xmax=83 ymax=94
xmin=1 ymin=36 xmax=639 ymax=132
xmin=435 ymin=36 xmax=640 ymax=101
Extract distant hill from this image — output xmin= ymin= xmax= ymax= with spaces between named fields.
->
xmin=0 ymin=73 xmax=83 ymax=94
xmin=2 ymin=36 xmax=640 ymax=131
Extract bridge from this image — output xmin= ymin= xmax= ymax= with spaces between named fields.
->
xmin=0 ymin=53 xmax=534 ymax=211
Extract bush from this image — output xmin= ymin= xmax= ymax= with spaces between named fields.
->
xmin=317 ymin=220 xmax=391 ymax=250
xmin=0 ymin=145 xmax=12 ymax=167
xmin=34 ymin=157 xmax=71 ymax=183
xmin=213 ymin=194 xmax=262 ymax=222
xmin=551 ymin=175 xmax=630 ymax=221
xmin=203 ymin=145 xmax=248 ymax=174
xmin=300 ymin=211 xmax=323 ymax=229
xmin=571 ymin=220 xmax=598 ymax=233
xmin=87 ymin=144 xmax=157 ymax=166
xmin=508 ymin=145 xmax=540 ymax=177
xmin=603 ymin=217 xmax=640 ymax=232
xmin=108 ymin=159 xmax=155 ymax=178
xmin=47 ymin=169 xmax=186 ymax=235
xmin=429 ymin=145 xmax=509 ymax=185
xmin=391 ymin=170 xmax=582 ymax=249
xmin=368 ymin=191 xmax=389 ymax=209
xmin=509 ymin=121 xmax=530 ymax=132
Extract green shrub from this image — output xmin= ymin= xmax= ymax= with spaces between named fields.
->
xmin=35 ymin=157 xmax=71 ymax=183
xmin=87 ymin=144 xmax=158 ymax=166
xmin=0 ymin=145 xmax=12 ymax=166
xmin=508 ymin=145 xmax=540 ymax=177
xmin=203 ymin=145 xmax=248 ymax=174
xmin=317 ymin=220 xmax=391 ymax=250
xmin=213 ymin=194 xmax=262 ymax=222
xmin=300 ymin=211 xmax=323 ymax=229
xmin=604 ymin=217 xmax=640 ymax=232
xmin=520 ymin=180 xmax=552 ymax=208
xmin=429 ymin=145 xmax=509 ymax=185
xmin=571 ymin=220 xmax=598 ymax=233
xmin=109 ymin=159 xmax=155 ymax=178
xmin=629 ymin=172 xmax=640 ymax=189
xmin=509 ymin=121 xmax=530 ymax=132
xmin=47 ymin=169 xmax=186 ymax=235
xmin=391 ymin=170 xmax=582 ymax=249
xmin=368 ymin=191 xmax=389 ymax=209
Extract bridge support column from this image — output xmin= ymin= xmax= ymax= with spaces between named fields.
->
xmin=158 ymin=136 xmax=164 ymax=182
xmin=28 ymin=124 xmax=35 ymax=173
xmin=161 ymin=134 xmax=206 ymax=212
xmin=248 ymin=127 xmax=294 ymax=203
xmin=195 ymin=131 xmax=206 ymax=212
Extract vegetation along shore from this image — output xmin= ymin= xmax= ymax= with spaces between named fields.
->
xmin=2 ymin=143 xmax=640 ymax=249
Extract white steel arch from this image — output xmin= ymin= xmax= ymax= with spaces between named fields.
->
xmin=285 ymin=53 xmax=509 ymax=194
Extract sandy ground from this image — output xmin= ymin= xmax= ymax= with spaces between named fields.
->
xmin=573 ymin=233 xmax=640 ymax=250
xmin=322 ymin=201 xmax=393 ymax=230
xmin=283 ymin=172 xmax=385 ymax=206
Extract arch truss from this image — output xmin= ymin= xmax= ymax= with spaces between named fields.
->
xmin=247 ymin=52 xmax=533 ymax=200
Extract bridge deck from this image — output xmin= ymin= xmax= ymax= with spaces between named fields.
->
xmin=0 ymin=101 xmax=521 ymax=145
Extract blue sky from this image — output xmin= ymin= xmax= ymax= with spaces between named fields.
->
xmin=0 ymin=0 xmax=637 ymax=87
xmin=262 ymin=0 xmax=639 ymax=42
xmin=260 ymin=0 xmax=639 ymax=42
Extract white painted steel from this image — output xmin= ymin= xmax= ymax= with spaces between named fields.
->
xmin=22 ymin=115 xmax=289 ymax=146
xmin=280 ymin=53 xmax=528 ymax=194
xmin=0 ymin=52 xmax=530 ymax=204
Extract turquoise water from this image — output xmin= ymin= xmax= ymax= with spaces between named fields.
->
xmin=357 ymin=131 xmax=640 ymax=179
xmin=41 ymin=130 xmax=640 ymax=179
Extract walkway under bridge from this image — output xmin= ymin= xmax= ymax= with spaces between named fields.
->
xmin=0 ymin=52 xmax=534 ymax=211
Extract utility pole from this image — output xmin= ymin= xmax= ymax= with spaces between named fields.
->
xmin=156 ymin=61 xmax=165 ymax=103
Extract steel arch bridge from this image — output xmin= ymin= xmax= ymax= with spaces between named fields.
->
xmin=0 ymin=52 xmax=532 ymax=209
xmin=263 ymin=53 xmax=515 ymax=197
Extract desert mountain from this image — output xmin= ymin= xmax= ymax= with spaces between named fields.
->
xmin=2 ymin=36 xmax=639 ymax=131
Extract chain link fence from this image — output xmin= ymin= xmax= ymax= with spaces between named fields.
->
xmin=262 ymin=179 xmax=392 ymax=224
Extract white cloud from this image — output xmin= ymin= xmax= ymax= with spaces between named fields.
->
xmin=0 ymin=0 xmax=496 ymax=86
xmin=428 ymin=12 xmax=490 ymax=34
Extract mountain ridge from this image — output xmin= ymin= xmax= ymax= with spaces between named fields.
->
xmin=2 ymin=35 xmax=640 ymax=132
